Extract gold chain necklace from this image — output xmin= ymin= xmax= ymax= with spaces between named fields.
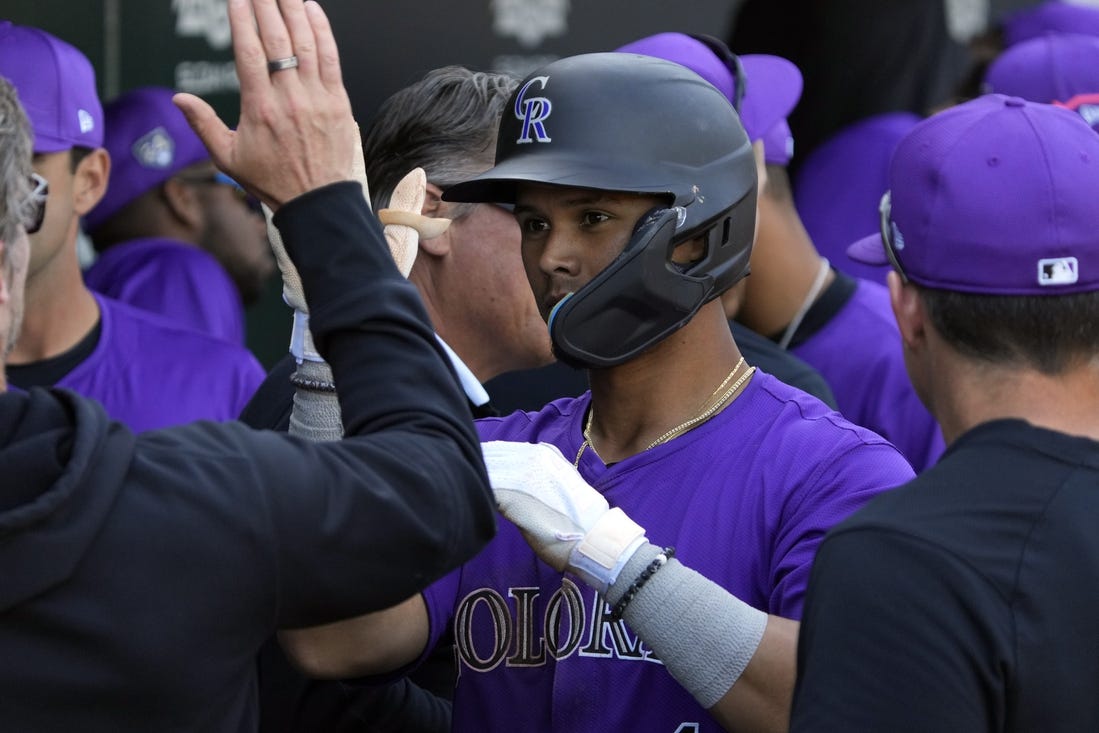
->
xmin=573 ymin=357 xmax=755 ymax=467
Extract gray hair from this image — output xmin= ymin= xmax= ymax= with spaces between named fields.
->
xmin=0 ymin=76 xmax=33 ymax=250
xmin=363 ymin=66 xmax=519 ymax=216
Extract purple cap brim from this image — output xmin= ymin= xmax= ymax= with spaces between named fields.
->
xmin=846 ymin=231 xmax=890 ymax=266
xmin=739 ymin=55 xmax=802 ymax=147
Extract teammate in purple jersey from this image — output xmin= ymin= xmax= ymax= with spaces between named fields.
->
xmin=85 ymin=86 xmax=274 ymax=345
xmin=279 ymin=52 xmax=914 ymax=733
xmin=7 ymin=291 xmax=263 ymax=431
xmin=85 ymin=235 xmax=247 ymax=344
xmin=0 ymin=22 xmax=264 ymax=430
xmin=787 ymin=278 xmax=946 ymax=470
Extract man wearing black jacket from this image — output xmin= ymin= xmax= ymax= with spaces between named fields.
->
xmin=0 ymin=1 xmax=495 ymax=730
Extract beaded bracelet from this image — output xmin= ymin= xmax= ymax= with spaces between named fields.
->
xmin=609 ymin=546 xmax=676 ymax=622
xmin=289 ymin=372 xmax=338 ymax=393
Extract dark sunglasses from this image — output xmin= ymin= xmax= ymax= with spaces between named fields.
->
xmin=878 ymin=190 xmax=909 ymax=282
xmin=24 ymin=172 xmax=48 ymax=234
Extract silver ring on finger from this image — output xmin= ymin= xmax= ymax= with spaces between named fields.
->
xmin=267 ymin=55 xmax=299 ymax=74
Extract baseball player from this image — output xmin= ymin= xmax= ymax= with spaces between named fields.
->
xmin=85 ymin=86 xmax=274 ymax=345
xmin=791 ymin=93 xmax=1099 ymax=731
xmin=0 ymin=21 xmax=264 ymax=431
xmin=280 ymin=52 xmax=914 ymax=732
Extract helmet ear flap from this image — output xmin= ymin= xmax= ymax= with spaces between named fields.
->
xmin=549 ymin=206 xmax=709 ymax=369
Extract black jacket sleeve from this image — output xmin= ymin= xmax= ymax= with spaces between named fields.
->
xmin=172 ymin=182 xmax=495 ymax=628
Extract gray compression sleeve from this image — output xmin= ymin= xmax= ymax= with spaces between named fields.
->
xmin=288 ymin=358 xmax=343 ymax=442
xmin=604 ymin=543 xmax=768 ymax=709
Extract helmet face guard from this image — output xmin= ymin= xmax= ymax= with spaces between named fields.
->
xmin=548 ymin=197 xmax=755 ymax=368
xmin=444 ymin=53 xmax=759 ymax=369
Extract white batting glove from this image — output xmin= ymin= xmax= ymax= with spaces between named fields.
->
xmin=481 ymin=441 xmax=647 ymax=594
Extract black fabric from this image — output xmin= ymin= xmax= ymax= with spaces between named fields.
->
xmin=793 ymin=419 xmax=1099 ymax=731
xmin=238 ymin=353 xmax=297 ymax=428
xmin=484 ymin=360 xmax=589 ymax=415
xmin=0 ymin=181 xmax=495 ymax=732
xmin=240 ymin=354 xmax=497 ymax=429
xmin=7 ymin=319 xmax=101 ymax=388
xmin=238 ymin=342 xmax=492 ymax=733
xmin=730 ymin=321 xmax=837 ymax=409
xmin=729 ymin=0 xmax=972 ymax=173
xmin=255 ymin=638 xmax=451 ymax=733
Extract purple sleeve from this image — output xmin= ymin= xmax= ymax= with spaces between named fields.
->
xmin=768 ymin=442 xmax=914 ymax=618
xmin=86 ymin=245 xmax=244 ymax=344
xmin=420 ymin=565 xmax=463 ymax=663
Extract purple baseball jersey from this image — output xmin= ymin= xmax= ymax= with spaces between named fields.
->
xmin=792 ymin=277 xmax=945 ymax=472
xmin=423 ymin=371 xmax=913 ymax=731
xmin=85 ymin=237 xmax=245 ymax=345
xmin=55 ymin=293 xmax=263 ymax=432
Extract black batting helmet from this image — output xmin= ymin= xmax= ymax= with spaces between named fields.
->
xmin=444 ymin=52 xmax=757 ymax=368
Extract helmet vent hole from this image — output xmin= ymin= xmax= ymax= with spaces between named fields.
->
xmin=722 ymin=218 xmax=731 ymax=245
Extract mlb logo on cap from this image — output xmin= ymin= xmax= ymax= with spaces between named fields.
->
xmin=1039 ymin=257 xmax=1079 ymax=287
xmin=848 ymin=94 xmax=1099 ymax=295
xmin=0 ymin=20 xmax=103 ymax=153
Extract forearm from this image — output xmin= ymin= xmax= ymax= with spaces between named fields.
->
xmin=605 ymin=544 xmax=797 ymax=733
xmin=263 ymin=186 xmax=493 ymax=621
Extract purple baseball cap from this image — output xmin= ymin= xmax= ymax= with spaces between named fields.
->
xmin=847 ymin=94 xmax=1099 ymax=295
xmin=614 ymin=32 xmax=802 ymax=165
xmin=1001 ymin=1 xmax=1099 ymax=47
xmin=795 ymin=111 xmax=921 ymax=284
xmin=85 ymin=86 xmax=212 ymax=231
xmin=982 ymin=33 xmax=1099 ymax=132
xmin=0 ymin=20 xmax=103 ymax=153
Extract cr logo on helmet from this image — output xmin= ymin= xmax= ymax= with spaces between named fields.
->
xmin=514 ymin=76 xmax=552 ymax=144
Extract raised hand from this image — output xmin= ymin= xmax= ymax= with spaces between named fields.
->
xmin=174 ymin=0 xmax=357 ymax=210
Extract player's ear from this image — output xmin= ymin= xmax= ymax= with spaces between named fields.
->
xmin=888 ymin=270 xmax=926 ymax=351
xmin=72 ymin=148 xmax=110 ymax=216
xmin=160 ymin=177 xmax=204 ymax=232
xmin=418 ymin=182 xmax=452 ymax=258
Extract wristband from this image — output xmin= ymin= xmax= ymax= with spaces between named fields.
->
xmin=568 ymin=507 xmax=646 ymax=594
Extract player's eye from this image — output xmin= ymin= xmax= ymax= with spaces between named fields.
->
xmin=520 ymin=217 xmax=550 ymax=234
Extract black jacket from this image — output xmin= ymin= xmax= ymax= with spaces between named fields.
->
xmin=0 ymin=182 xmax=495 ymax=731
